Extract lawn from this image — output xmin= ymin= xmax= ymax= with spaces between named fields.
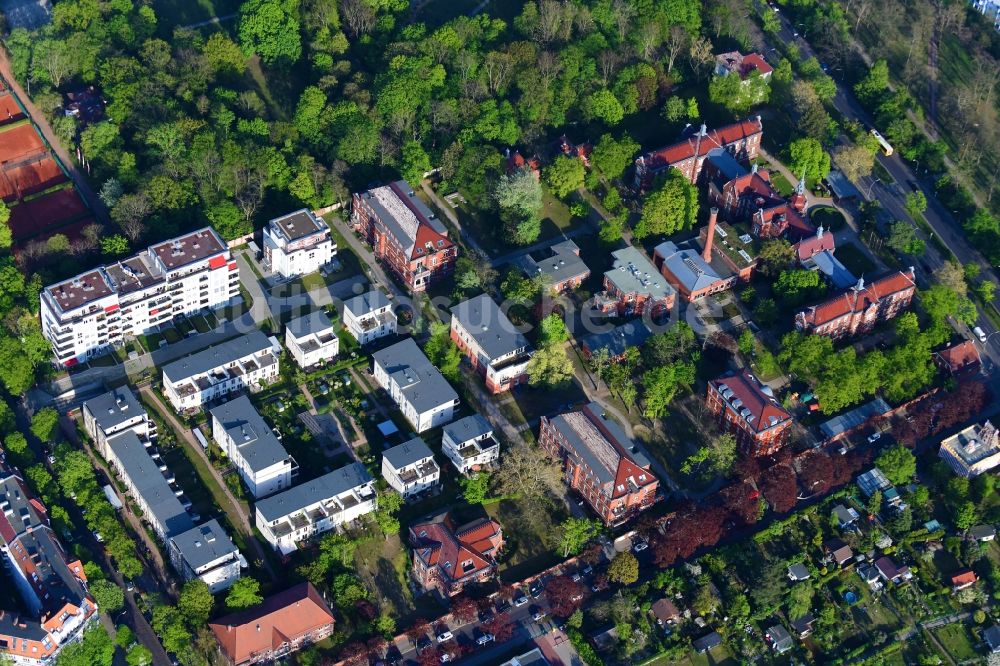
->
xmin=810 ymin=206 xmax=847 ymax=232
xmin=930 ymin=623 xmax=979 ymax=662
xmin=645 ymin=645 xmax=737 ymax=666
xmin=835 ymin=242 xmax=877 ymax=277
xmin=352 ymin=530 xmax=441 ymax=623
xmin=485 ymin=497 xmax=566 ymax=582
xmin=769 ymin=171 xmax=794 ymax=197
xmin=151 ymin=0 xmax=239 ymax=30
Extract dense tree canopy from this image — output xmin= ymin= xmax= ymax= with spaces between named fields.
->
xmin=634 ymin=170 xmax=698 ymax=238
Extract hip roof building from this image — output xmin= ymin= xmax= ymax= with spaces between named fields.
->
xmin=795 ymin=269 xmax=917 ymax=339
xmin=342 ymin=290 xmax=397 ymax=345
xmin=592 ymin=246 xmax=676 ymax=319
xmin=371 ymin=338 xmax=459 ymax=432
xmin=262 ymin=209 xmax=335 ymax=279
xmin=450 ymin=294 xmax=533 ymax=394
xmin=210 ymin=395 xmax=298 ymax=499
xmin=634 ymin=118 xmax=763 ymax=189
xmin=706 ymin=370 xmax=792 ymax=456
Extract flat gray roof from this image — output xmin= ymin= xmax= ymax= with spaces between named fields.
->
xmin=255 ymin=462 xmax=373 ymax=523
xmin=162 ymin=330 xmax=272 ymax=384
xmin=443 ymin=414 xmax=493 ymax=445
xmin=605 ymin=247 xmax=675 ymax=301
xmin=515 ymin=240 xmax=590 ymax=286
xmin=169 ymin=519 xmax=238 ymax=571
xmin=269 ymin=209 xmax=325 ymax=243
xmin=286 ymin=311 xmax=333 ymax=340
xmin=83 ymin=387 xmax=144 ymax=433
xmin=149 ymin=227 xmax=227 ymax=271
xmin=372 ymin=338 xmax=458 ymax=414
xmin=343 ymin=290 xmax=391 ymax=318
xmin=383 ymin=437 xmax=434 ymax=470
xmin=108 ymin=431 xmax=194 ymax=537
xmin=209 ymin=396 xmax=290 ymax=473
xmin=451 ymin=294 xmax=530 ymax=360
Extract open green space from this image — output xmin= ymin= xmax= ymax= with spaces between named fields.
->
xmin=835 ymin=242 xmax=877 ymax=278
xmin=929 ymin=623 xmax=979 ymax=662
xmin=152 ymin=0 xmax=240 ymax=30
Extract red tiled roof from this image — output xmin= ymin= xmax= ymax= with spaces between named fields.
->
xmin=709 ymin=370 xmax=791 ymax=434
xmin=951 ymin=569 xmax=978 ymax=586
xmin=935 ymin=340 xmax=981 ymax=371
xmin=411 ymin=513 xmax=503 ymax=584
xmin=802 ymin=269 xmax=916 ymax=328
xmin=742 ymin=53 xmax=774 ymax=77
xmin=409 ymin=219 xmax=453 ymax=260
xmin=795 ymin=231 xmax=836 ymax=262
xmin=641 ymin=119 xmax=763 ymax=172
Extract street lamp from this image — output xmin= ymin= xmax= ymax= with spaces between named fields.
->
xmin=863 ymin=176 xmax=882 ymax=199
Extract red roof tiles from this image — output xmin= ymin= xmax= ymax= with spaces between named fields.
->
xmin=640 ymin=119 xmax=763 ymax=173
xmin=710 ymin=370 xmax=791 ymax=434
xmin=801 ymin=269 xmax=916 ymax=329
xmin=935 ymin=340 xmax=981 ymax=372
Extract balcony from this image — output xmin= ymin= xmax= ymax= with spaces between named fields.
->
xmin=396 ymin=460 xmax=439 ymax=485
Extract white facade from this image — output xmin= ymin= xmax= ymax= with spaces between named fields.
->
xmin=442 ymin=415 xmax=500 ymax=475
xmin=372 ymin=339 xmax=458 ymax=433
xmin=210 ymin=395 xmax=297 ymax=499
xmin=939 ymin=421 xmax=1000 ymax=478
xmin=256 ymin=463 xmax=377 ymax=555
xmin=40 ymin=227 xmax=240 ymax=367
xmin=285 ymin=311 xmax=339 ymax=369
xmin=381 ymin=438 xmax=440 ymax=498
xmin=82 ymin=387 xmax=152 ymax=450
xmin=168 ymin=521 xmax=243 ymax=593
xmin=343 ymin=290 xmax=397 ymax=345
xmin=161 ymin=331 xmax=280 ymax=412
xmin=262 ymin=209 xmax=336 ymax=278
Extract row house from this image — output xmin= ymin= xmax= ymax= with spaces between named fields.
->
xmin=81 ymin=386 xmax=153 ymax=451
xmin=284 ymin=311 xmax=339 ymax=370
xmin=342 ymin=290 xmax=397 ymax=346
xmin=538 ymin=402 xmax=659 ymax=526
xmin=450 ymin=294 xmax=533 ymax=394
xmin=706 ymin=370 xmax=793 ymax=456
xmin=167 ymin=520 xmax=244 ymax=594
xmin=371 ymin=338 xmax=459 ymax=433
xmin=350 ymin=181 xmax=457 ymax=292
xmin=262 ymin=209 xmax=336 ymax=279
xmin=634 ymin=117 xmax=763 ymax=189
xmin=442 ymin=414 xmax=500 ymax=476
xmin=210 ymin=583 xmax=335 ymax=666
xmin=40 ymin=227 xmax=240 ymax=367
xmin=0 ymin=467 xmax=98 ymax=666
xmin=161 ymin=330 xmax=280 ymax=412
xmin=255 ymin=463 xmax=377 ymax=555
xmin=795 ymin=269 xmax=917 ymax=339
xmin=592 ymin=246 xmax=676 ymax=318
xmin=210 ymin=395 xmax=298 ymax=499
xmin=409 ymin=511 xmax=504 ymax=597
xmin=381 ymin=438 xmax=440 ymax=498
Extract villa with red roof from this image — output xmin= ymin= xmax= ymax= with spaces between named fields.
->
xmin=634 ymin=118 xmax=764 ymax=189
xmin=934 ymin=340 xmax=982 ymax=376
xmin=351 ymin=181 xmax=457 ymax=292
xmin=409 ymin=511 xmax=504 ymax=597
xmin=706 ymin=370 xmax=793 ymax=456
xmin=715 ymin=51 xmax=774 ymax=80
xmin=795 ymin=269 xmax=917 ymax=339
xmin=539 ymin=402 xmax=659 ymax=526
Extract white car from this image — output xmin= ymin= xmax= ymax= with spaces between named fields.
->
xmin=633 ymin=541 xmax=649 ymax=552
xmin=476 ymin=633 xmax=495 ymax=646
xmin=867 ymin=432 xmax=882 ymax=444
xmin=531 ymin=609 xmax=547 ymax=622
xmin=513 ymin=595 xmax=528 ymax=607
xmin=440 ymin=654 xmax=454 ymax=663
xmin=436 ymin=631 xmax=453 ymax=643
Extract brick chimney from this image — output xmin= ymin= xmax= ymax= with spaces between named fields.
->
xmin=703 ymin=207 xmax=719 ymax=263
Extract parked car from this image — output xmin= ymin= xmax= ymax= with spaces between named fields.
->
xmin=513 ymin=593 xmax=529 ymax=607
xmin=867 ymin=432 xmax=882 ymax=444
xmin=436 ymin=631 xmax=453 ymax=643
xmin=93 ymin=531 xmax=104 ymax=543
xmin=416 ymin=636 xmax=432 ymax=653
xmin=529 ymin=581 xmax=543 ymax=598
xmin=633 ymin=540 xmax=649 ymax=552
xmin=496 ymin=599 xmax=511 ymax=614
xmin=476 ymin=633 xmax=495 ymax=646
xmin=531 ymin=607 xmax=547 ymax=622
xmin=581 ymin=565 xmax=594 ymax=576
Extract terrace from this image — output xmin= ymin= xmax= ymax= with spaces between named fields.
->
xmin=396 ymin=460 xmax=440 ymax=485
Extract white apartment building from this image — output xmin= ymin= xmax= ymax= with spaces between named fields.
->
xmin=168 ymin=520 xmax=244 ymax=593
xmin=161 ymin=330 xmax=280 ymax=412
xmin=210 ymin=395 xmax=297 ymax=498
xmin=40 ymin=227 xmax=240 ymax=367
xmin=262 ymin=209 xmax=336 ymax=279
xmin=255 ymin=463 xmax=377 ymax=555
xmin=82 ymin=387 xmax=153 ymax=450
xmin=381 ymin=437 xmax=440 ymax=498
xmin=442 ymin=414 xmax=500 ymax=475
xmin=342 ymin=290 xmax=397 ymax=345
xmin=371 ymin=338 xmax=459 ymax=432
xmin=285 ymin=311 xmax=339 ymax=369
xmin=450 ymin=294 xmax=533 ymax=394
xmin=939 ymin=421 xmax=1000 ymax=478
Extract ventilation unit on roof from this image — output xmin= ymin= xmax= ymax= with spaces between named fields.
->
xmin=732 ymin=398 xmax=743 ymax=409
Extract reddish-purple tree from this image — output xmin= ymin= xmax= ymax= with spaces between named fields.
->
xmin=720 ymin=481 xmax=761 ymax=526
xmin=338 ymin=642 xmax=367 ymax=666
xmin=450 ymin=595 xmax=478 ymax=624
xmin=797 ymin=450 xmax=834 ymax=495
xmin=545 ymin=575 xmax=587 ymax=617
xmin=760 ymin=463 xmax=798 ymax=513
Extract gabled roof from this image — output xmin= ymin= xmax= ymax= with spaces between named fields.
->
xmin=651 ymin=598 xmax=680 ymax=622
xmin=82 ymin=387 xmax=144 ymax=433
xmin=708 ymin=370 xmax=791 ymax=434
xmin=383 ymin=437 xmax=435 ymax=471
xmin=654 ymin=241 xmax=727 ymax=293
xmin=799 ymin=269 xmax=916 ymax=329
xmin=875 ymin=556 xmax=905 ymax=580
xmin=371 ymin=338 xmax=459 ymax=414
xmin=950 ymin=568 xmax=977 ymax=586
xmin=693 ymin=631 xmax=723 ymax=652
xmin=579 ymin=320 xmax=653 ymax=358
xmin=410 ymin=511 xmax=502 ymax=584
xmin=638 ymin=118 xmax=763 ymax=174
xmin=935 ymin=340 xmax=982 ymax=372
xmin=810 ymin=250 xmax=857 ymax=290
xmin=795 ymin=228 xmax=836 ymax=262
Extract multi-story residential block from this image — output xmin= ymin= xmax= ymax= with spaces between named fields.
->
xmin=795 ymin=269 xmax=917 ymax=339
xmin=342 ymin=290 xmax=397 ymax=345
xmin=40 ymin=227 xmax=240 ymax=367
xmin=381 ymin=438 xmax=440 ymax=498
xmin=409 ymin=511 xmax=504 ymax=597
xmin=168 ymin=520 xmax=244 ymax=593
xmin=538 ymin=402 xmax=659 ymax=526
xmin=210 ymin=396 xmax=297 ymax=499
xmin=513 ymin=239 xmax=591 ymax=294
xmin=592 ymin=246 xmax=676 ymax=318
xmin=262 ymin=209 xmax=336 ymax=279
xmin=210 ymin=583 xmax=335 ymax=666
xmin=450 ymin=294 xmax=533 ymax=394
xmin=371 ymin=338 xmax=459 ymax=432
xmin=351 ymin=181 xmax=457 ymax=292
xmin=82 ymin=387 xmax=152 ymax=450
xmin=634 ymin=118 xmax=763 ymax=189
xmin=442 ymin=414 xmax=500 ymax=475
xmin=706 ymin=370 xmax=792 ymax=456
xmin=161 ymin=330 xmax=280 ymax=412
xmin=939 ymin=421 xmax=1000 ymax=478
xmin=0 ymin=466 xmax=98 ymax=666
xmin=284 ymin=311 xmax=338 ymax=369
xmin=255 ymin=463 xmax=377 ymax=555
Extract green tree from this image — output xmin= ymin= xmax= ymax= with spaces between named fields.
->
xmin=738 ymin=329 xmax=756 ymax=357
xmin=125 ymin=645 xmax=152 ymax=666
xmin=867 ymin=490 xmax=883 ymax=516
xmin=460 ymin=472 xmax=491 ymax=504
xmin=527 ymin=345 xmax=574 ymax=387
xmin=591 ymin=133 xmax=639 ymax=182
xmin=374 ymin=490 xmax=404 ymax=536
xmin=100 ymin=234 xmax=130 ymax=257
xmin=495 ymin=168 xmax=543 ymax=245
xmin=115 ymin=625 xmax=134 ymax=650
xmin=875 ymin=446 xmax=917 ymax=485
xmin=203 ymin=33 xmax=247 ymax=77
xmin=558 ymin=518 xmax=601 ymax=557
xmin=787 ymin=584 xmax=813 ymax=619
xmin=238 ymin=0 xmax=302 ymax=65
xmin=90 ymin=580 xmax=125 ymax=613
xmin=501 ymin=270 xmax=539 ymax=303
xmin=976 ymin=280 xmax=996 ymax=304
xmin=55 ymin=625 xmax=114 ymax=666
xmin=887 ymin=221 xmax=925 ymax=255
xmin=758 ymin=239 xmax=796 ymax=276
xmin=544 ymin=155 xmax=585 ymax=199
xmin=375 ymin=612 xmax=396 ymax=638
xmin=906 ymin=191 xmax=928 ymax=219
xmin=774 ymin=269 xmax=823 ymax=305
xmin=0 ymin=201 xmax=10 ymax=250
xmin=225 ymin=577 xmax=263 ymax=610
xmin=955 ymin=501 xmax=978 ymax=531
xmin=681 ymin=433 xmax=737 ymax=478
xmin=31 ymin=407 xmax=60 ymax=442
xmin=424 ymin=322 xmax=461 ymax=381
xmin=4 ymin=433 xmax=31 ymax=467
xmin=642 ymin=361 xmax=695 ymax=417
xmin=178 ymin=580 xmax=213 ymax=627
xmin=833 ymin=143 xmax=875 ymax=183
xmin=400 ymin=141 xmax=431 ymax=186
xmin=634 ymin=170 xmax=697 ymax=238
xmin=585 ymin=89 xmax=625 ymax=125
xmin=854 ymin=59 xmax=889 ymax=105
xmin=788 ymin=137 xmax=831 ymax=182
xmin=607 ymin=551 xmax=639 ymax=585
xmin=537 ymin=314 xmax=569 ymax=347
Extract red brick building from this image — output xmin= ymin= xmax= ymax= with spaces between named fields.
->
xmin=795 ymin=269 xmax=917 ymax=339
xmin=409 ymin=511 xmax=504 ymax=597
xmin=351 ymin=181 xmax=456 ymax=292
xmin=592 ymin=246 xmax=676 ymax=318
xmin=634 ymin=117 xmax=763 ymax=189
xmin=706 ymin=370 xmax=793 ymax=456
xmin=539 ymin=402 xmax=659 ymax=526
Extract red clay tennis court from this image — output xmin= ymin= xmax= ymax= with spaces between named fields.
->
xmin=8 ymin=188 xmax=88 ymax=241
xmin=0 ymin=123 xmax=45 ymax=163
xmin=0 ymin=156 xmax=66 ymax=202
xmin=0 ymin=94 xmax=24 ymax=126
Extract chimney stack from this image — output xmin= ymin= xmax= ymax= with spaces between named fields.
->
xmin=703 ymin=208 xmax=719 ymax=263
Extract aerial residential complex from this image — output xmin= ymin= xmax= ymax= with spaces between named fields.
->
xmin=209 ymin=395 xmax=298 ymax=499
xmin=161 ymin=331 xmax=280 ymax=411
xmin=40 ymin=226 xmax=239 ymax=366
xmin=539 ymin=403 xmax=659 ymax=526
xmin=371 ymin=338 xmax=459 ymax=432
xmin=0 ymin=467 xmax=98 ymax=666
xmin=450 ymin=294 xmax=533 ymax=394
xmin=284 ymin=311 xmax=339 ymax=369
xmin=514 ymin=239 xmax=591 ymax=294
xmin=350 ymin=180 xmax=457 ymax=292
xmin=592 ymin=246 xmax=676 ymax=318
xmin=255 ymin=462 xmax=377 ymax=555
xmin=262 ymin=209 xmax=336 ymax=279
xmin=442 ymin=414 xmax=500 ymax=475
xmin=342 ymin=290 xmax=397 ymax=345
xmin=706 ymin=370 xmax=793 ymax=456
xmin=938 ymin=421 xmax=1000 ymax=478
xmin=381 ymin=437 xmax=441 ymax=498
